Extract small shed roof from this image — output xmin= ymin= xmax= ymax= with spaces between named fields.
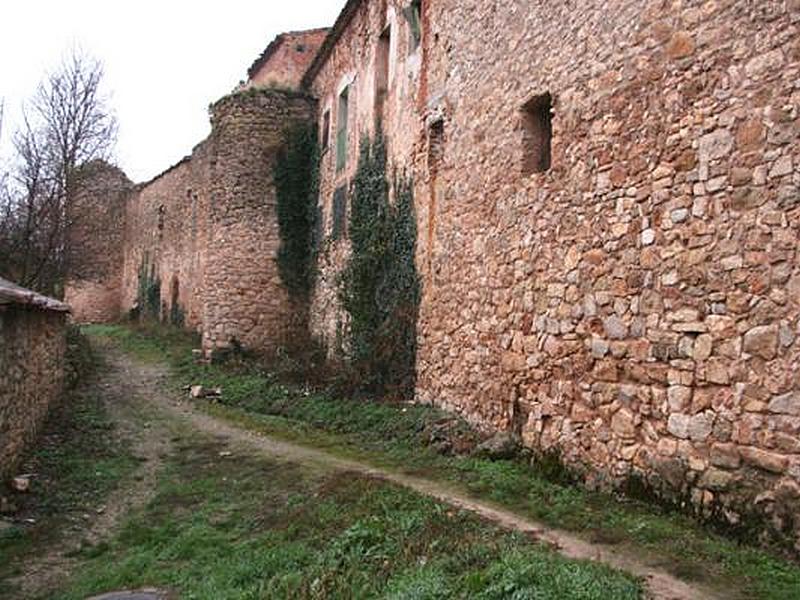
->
xmin=0 ymin=277 xmax=70 ymax=312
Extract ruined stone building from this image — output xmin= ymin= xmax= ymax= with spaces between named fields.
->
xmin=66 ymin=1 xmax=800 ymax=547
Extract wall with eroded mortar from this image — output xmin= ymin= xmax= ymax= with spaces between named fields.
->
xmin=411 ymin=0 xmax=800 ymax=544
xmin=66 ymin=161 xmax=132 ymax=323
xmin=0 ymin=287 xmax=67 ymax=481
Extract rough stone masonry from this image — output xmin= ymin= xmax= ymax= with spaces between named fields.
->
xmin=0 ymin=278 xmax=69 ymax=481
xmin=66 ymin=0 xmax=800 ymax=550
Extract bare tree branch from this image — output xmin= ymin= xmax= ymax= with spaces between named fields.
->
xmin=0 ymin=48 xmax=117 ymax=295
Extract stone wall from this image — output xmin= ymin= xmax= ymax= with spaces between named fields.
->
xmin=201 ymin=90 xmax=316 ymax=353
xmin=68 ymin=88 xmax=315 ymax=356
xmin=120 ymin=153 xmax=210 ymax=331
xmin=63 ymin=0 xmax=800 ymax=547
xmin=411 ymin=0 xmax=800 ymax=546
xmin=66 ymin=161 xmax=132 ymax=323
xmin=307 ymin=0 xmax=428 ymax=352
xmin=0 ymin=280 xmax=68 ymax=480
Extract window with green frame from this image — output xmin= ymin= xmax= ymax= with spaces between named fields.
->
xmin=403 ymin=0 xmax=422 ymax=52
xmin=336 ymin=86 xmax=349 ymax=172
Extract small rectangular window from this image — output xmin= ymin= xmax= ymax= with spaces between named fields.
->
xmin=336 ymin=87 xmax=349 ymax=172
xmin=521 ymin=92 xmax=553 ymax=175
xmin=332 ymin=186 xmax=347 ymax=239
xmin=321 ymin=110 xmax=330 ymax=151
xmin=428 ymin=119 xmax=444 ymax=176
xmin=375 ymin=27 xmax=391 ymax=122
xmin=403 ymin=0 xmax=422 ymax=53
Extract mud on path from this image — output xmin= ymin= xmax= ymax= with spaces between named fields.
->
xmin=11 ymin=340 xmax=719 ymax=600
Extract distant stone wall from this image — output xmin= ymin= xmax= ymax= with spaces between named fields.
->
xmin=65 ymin=161 xmax=132 ymax=323
xmin=0 ymin=282 xmax=68 ymax=480
xmin=69 ymin=89 xmax=315 ymax=357
xmin=119 ymin=153 xmax=210 ymax=332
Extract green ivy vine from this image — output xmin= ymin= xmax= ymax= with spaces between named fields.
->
xmin=275 ymin=123 xmax=320 ymax=299
xmin=339 ymin=133 xmax=420 ymax=398
xmin=136 ymin=253 xmax=161 ymax=320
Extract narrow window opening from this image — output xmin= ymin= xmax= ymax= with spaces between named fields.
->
xmin=157 ymin=204 xmax=165 ymax=238
xmin=332 ymin=186 xmax=347 ymax=239
xmin=336 ymin=87 xmax=349 ymax=172
xmin=427 ymin=119 xmax=444 ymax=276
xmin=427 ymin=119 xmax=445 ymax=176
xmin=321 ymin=109 xmax=331 ymax=151
xmin=521 ymin=92 xmax=553 ymax=175
xmin=375 ymin=27 xmax=391 ymax=123
xmin=403 ymin=0 xmax=422 ymax=53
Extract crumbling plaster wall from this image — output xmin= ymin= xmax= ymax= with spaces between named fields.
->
xmin=414 ymin=0 xmax=800 ymax=541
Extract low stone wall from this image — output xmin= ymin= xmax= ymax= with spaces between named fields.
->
xmin=0 ymin=280 xmax=68 ymax=481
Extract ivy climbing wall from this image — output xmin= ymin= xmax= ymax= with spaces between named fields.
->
xmin=67 ymin=88 xmax=315 ymax=356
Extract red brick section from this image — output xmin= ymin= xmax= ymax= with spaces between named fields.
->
xmin=0 ymin=278 xmax=68 ymax=480
xmin=246 ymin=29 xmax=329 ymax=91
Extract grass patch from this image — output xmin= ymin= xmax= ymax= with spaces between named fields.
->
xmin=53 ymin=428 xmax=641 ymax=599
xmin=86 ymin=324 xmax=800 ymax=600
xmin=0 ymin=353 xmax=140 ymax=597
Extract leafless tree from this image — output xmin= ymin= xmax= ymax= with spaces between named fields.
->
xmin=0 ymin=49 xmax=117 ymax=294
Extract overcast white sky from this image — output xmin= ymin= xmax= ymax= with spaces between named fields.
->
xmin=0 ymin=0 xmax=342 ymax=182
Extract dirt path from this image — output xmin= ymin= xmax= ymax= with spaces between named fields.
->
xmin=7 ymin=344 xmax=173 ymax=599
xmin=90 ymin=345 xmax=718 ymax=600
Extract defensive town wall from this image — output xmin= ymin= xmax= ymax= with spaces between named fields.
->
xmin=413 ymin=0 xmax=800 ymax=542
xmin=66 ymin=162 xmax=132 ymax=323
xmin=67 ymin=89 xmax=316 ymax=355
xmin=306 ymin=0 xmax=430 ymax=352
xmin=67 ymin=0 xmax=800 ymax=548
xmin=0 ymin=279 xmax=69 ymax=481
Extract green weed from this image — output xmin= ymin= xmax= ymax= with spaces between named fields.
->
xmin=85 ymin=324 xmax=800 ymax=600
